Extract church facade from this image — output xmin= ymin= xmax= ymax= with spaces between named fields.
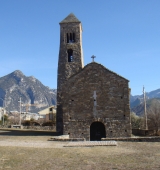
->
xmin=56 ymin=13 xmax=131 ymax=140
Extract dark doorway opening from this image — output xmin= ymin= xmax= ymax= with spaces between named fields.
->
xmin=90 ymin=122 xmax=106 ymax=141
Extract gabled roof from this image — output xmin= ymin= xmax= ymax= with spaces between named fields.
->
xmin=60 ymin=13 xmax=81 ymax=24
xmin=88 ymin=62 xmax=129 ymax=81
xmin=68 ymin=62 xmax=129 ymax=82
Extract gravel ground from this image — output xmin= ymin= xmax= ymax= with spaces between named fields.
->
xmin=0 ymin=136 xmax=64 ymax=148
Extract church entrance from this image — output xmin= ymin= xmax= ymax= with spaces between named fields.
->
xmin=90 ymin=122 xmax=106 ymax=141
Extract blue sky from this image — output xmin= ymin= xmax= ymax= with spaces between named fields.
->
xmin=0 ymin=0 xmax=160 ymax=95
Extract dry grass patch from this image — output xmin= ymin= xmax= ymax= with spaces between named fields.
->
xmin=0 ymin=136 xmax=160 ymax=170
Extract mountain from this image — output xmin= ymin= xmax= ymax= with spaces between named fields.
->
xmin=131 ymin=98 xmax=160 ymax=116
xmin=0 ymin=70 xmax=56 ymax=113
xmin=130 ymin=88 xmax=160 ymax=109
xmin=146 ymin=89 xmax=160 ymax=98
xmin=130 ymin=98 xmax=142 ymax=108
xmin=130 ymin=89 xmax=160 ymax=116
xmin=1 ymin=70 xmax=160 ymax=115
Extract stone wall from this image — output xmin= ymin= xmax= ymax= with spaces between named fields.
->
xmin=102 ymin=136 xmax=160 ymax=142
xmin=132 ymin=129 xmax=155 ymax=136
xmin=0 ymin=125 xmax=9 ymax=128
xmin=0 ymin=125 xmax=56 ymax=131
xmin=23 ymin=126 xmax=56 ymax=131
xmin=57 ymin=22 xmax=83 ymax=92
xmin=61 ymin=62 xmax=131 ymax=140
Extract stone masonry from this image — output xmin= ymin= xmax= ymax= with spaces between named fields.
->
xmin=56 ymin=13 xmax=84 ymax=134
xmin=56 ymin=13 xmax=131 ymax=140
xmin=61 ymin=62 xmax=131 ymax=140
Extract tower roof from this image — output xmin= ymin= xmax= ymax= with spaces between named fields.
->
xmin=60 ymin=13 xmax=81 ymax=24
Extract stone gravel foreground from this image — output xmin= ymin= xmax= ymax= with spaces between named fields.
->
xmin=0 ymin=134 xmax=117 ymax=148
xmin=0 ymin=140 xmax=65 ymax=148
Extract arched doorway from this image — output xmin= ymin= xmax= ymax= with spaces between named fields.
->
xmin=90 ymin=122 xmax=106 ymax=141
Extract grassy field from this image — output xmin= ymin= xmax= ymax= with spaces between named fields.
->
xmin=0 ymin=136 xmax=160 ymax=170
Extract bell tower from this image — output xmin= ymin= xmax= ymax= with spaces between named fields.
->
xmin=56 ymin=13 xmax=84 ymax=134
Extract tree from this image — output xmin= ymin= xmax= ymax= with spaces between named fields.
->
xmin=4 ymin=114 xmax=8 ymax=122
xmin=148 ymin=103 xmax=160 ymax=135
xmin=8 ymin=112 xmax=20 ymax=125
xmin=131 ymin=112 xmax=144 ymax=129
xmin=1 ymin=114 xmax=8 ymax=125
xmin=30 ymin=118 xmax=34 ymax=122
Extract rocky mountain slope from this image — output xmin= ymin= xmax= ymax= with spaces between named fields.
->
xmin=131 ymin=98 xmax=160 ymax=116
xmin=0 ymin=70 xmax=56 ymax=113
xmin=130 ymin=88 xmax=160 ymax=109
xmin=130 ymin=89 xmax=160 ymax=116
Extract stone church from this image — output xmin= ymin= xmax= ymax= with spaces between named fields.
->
xmin=56 ymin=13 xmax=131 ymax=141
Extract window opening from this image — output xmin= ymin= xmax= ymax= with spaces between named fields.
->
xmin=67 ymin=49 xmax=73 ymax=62
xmin=73 ymin=33 xmax=75 ymax=42
xmin=50 ymin=108 xmax=52 ymax=111
xmin=69 ymin=33 xmax=72 ymax=43
xmin=67 ymin=33 xmax=75 ymax=43
xmin=67 ymin=33 xmax=69 ymax=43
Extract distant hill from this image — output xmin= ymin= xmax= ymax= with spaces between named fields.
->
xmin=130 ymin=88 xmax=160 ymax=109
xmin=0 ymin=70 xmax=56 ymax=113
xmin=130 ymin=98 xmax=142 ymax=108
xmin=131 ymin=98 xmax=160 ymax=116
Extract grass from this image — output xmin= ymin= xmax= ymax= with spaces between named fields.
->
xmin=0 ymin=136 xmax=160 ymax=170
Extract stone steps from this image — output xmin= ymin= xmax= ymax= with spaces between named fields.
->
xmin=64 ymin=141 xmax=117 ymax=147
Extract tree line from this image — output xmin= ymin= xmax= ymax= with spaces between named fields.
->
xmin=131 ymin=102 xmax=160 ymax=135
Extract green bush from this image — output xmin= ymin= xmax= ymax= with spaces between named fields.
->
xmin=131 ymin=112 xmax=144 ymax=129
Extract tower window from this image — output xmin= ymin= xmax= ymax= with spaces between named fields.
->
xmin=67 ymin=33 xmax=69 ymax=43
xmin=67 ymin=33 xmax=75 ymax=43
xmin=73 ymin=33 xmax=75 ymax=42
xmin=67 ymin=49 xmax=73 ymax=62
xmin=70 ymin=33 xmax=72 ymax=42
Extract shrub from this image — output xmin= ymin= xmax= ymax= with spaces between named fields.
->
xmin=22 ymin=120 xmax=40 ymax=126
xmin=131 ymin=112 xmax=144 ymax=129
xmin=42 ymin=121 xmax=55 ymax=126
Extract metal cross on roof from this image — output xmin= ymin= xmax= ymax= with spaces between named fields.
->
xmin=91 ymin=55 xmax=96 ymax=62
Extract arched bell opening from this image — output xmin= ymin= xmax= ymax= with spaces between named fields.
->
xmin=90 ymin=121 xmax=106 ymax=141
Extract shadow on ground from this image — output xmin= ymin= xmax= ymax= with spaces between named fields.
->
xmin=0 ymin=128 xmax=60 ymax=136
